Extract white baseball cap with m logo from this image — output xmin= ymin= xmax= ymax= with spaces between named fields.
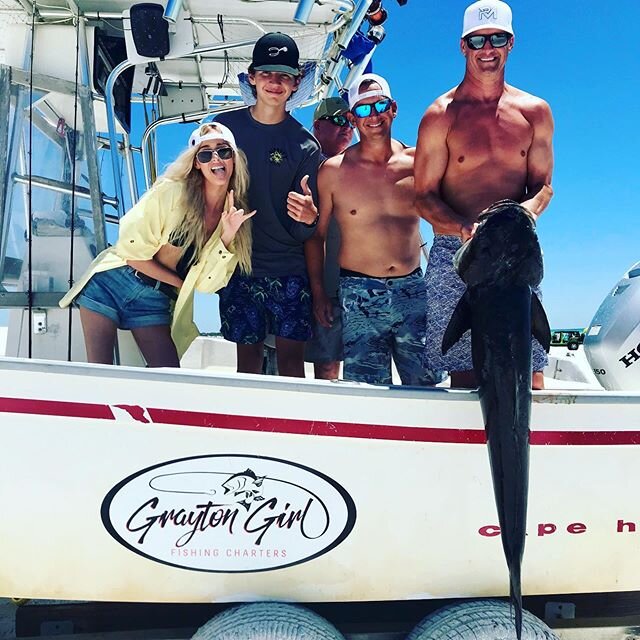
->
xmin=461 ymin=0 xmax=514 ymax=38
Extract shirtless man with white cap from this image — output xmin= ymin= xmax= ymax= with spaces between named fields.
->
xmin=415 ymin=0 xmax=554 ymax=389
xmin=309 ymin=73 xmax=443 ymax=386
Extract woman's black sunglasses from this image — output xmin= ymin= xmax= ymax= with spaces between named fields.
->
xmin=196 ymin=146 xmax=234 ymax=162
xmin=464 ymin=32 xmax=511 ymax=50
xmin=319 ymin=114 xmax=351 ymax=128
xmin=351 ymin=98 xmax=393 ymax=119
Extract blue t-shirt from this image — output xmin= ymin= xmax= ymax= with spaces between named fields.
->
xmin=215 ymin=108 xmax=321 ymax=277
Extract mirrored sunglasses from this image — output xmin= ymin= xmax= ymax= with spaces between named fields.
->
xmin=196 ymin=146 xmax=234 ymax=163
xmin=319 ymin=114 xmax=351 ymax=127
xmin=352 ymin=98 xmax=393 ymax=119
xmin=464 ymin=32 xmax=511 ymax=50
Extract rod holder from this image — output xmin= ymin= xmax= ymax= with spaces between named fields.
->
xmin=294 ymin=0 xmax=316 ymax=25
xmin=163 ymin=0 xmax=182 ymax=24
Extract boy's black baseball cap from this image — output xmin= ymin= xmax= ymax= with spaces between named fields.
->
xmin=251 ymin=32 xmax=300 ymax=76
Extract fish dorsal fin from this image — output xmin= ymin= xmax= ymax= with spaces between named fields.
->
xmin=531 ymin=292 xmax=551 ymax=352
xmin=442 ymin=290 xmax=472 ymax=355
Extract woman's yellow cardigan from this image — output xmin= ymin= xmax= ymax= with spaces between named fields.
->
xmin=59 ymin=180 xmax=238 ymax=358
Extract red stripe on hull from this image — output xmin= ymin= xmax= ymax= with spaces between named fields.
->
xmin=2 ymin=396 xmax=640 ymax=445
xmin=531 ymin=431 xmax=640 ymax=445
xmin=0 ymin=396 xmax=114 ymax=420
xmin=147 ymin=408 xmax=487 ymax=444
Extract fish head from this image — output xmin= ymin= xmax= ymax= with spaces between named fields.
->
xmin=221 ymin=469 xmax=265 ymax=505
xmin=454 ymin=200 xmax=543 ymax=288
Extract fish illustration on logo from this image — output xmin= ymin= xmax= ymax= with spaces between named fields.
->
xmin=148 ymin=467 xmax=266 ymax=509
xmin=221 ymin=468 xmax=266 ymax=510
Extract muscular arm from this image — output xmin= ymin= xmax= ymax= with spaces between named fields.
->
xmin=521 ymin=99 xmax=554 ymax=217
xmin=304 ymin=161 xmax=335 ymax=327
xmin=414 ymin=102 xmax=470 ymax=236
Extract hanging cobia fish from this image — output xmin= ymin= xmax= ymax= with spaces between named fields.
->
xmin=442 ymin=200 xmax=551 ymax=640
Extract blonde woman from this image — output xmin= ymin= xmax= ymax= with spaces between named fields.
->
xmin=60 ymin=123 xmax=254 ymax=367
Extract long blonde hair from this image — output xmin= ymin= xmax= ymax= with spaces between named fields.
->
xmin=156 ymin=123 xmax=252 ymax=274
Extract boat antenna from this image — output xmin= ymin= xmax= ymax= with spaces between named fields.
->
xmin=217 ymin=14 xmax=230 ymax=89
xmin=66 ymin=5 xmax=82 ymax=361
xmin=27 ymin=2 xmax=36 ymax=358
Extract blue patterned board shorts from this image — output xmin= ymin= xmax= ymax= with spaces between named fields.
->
xmin=340 ymin=268 xmax=444 ymax=386
xmin=423 ymin=235 xmax=549 ymax=373
xmin=219 ymin=272 xmax=312 ymax=344
xmin=304 ymin=297 xmax=343 ymax=364
xmin=75 ymin=266 xmax=172 ymax=329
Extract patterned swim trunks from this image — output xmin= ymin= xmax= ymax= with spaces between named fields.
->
xmin=340 ymin=268 xmax=444 ymax=386
xmin=219 ymin=272 xmax=312 ymax=344
xmin=423 ymin=235 xmax=549 ymax=373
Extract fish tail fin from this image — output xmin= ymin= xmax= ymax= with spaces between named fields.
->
xmin=510 ymin=569 xmax=523 ymax=640
xmin=531 ymin=291 xmax=551 ymax=352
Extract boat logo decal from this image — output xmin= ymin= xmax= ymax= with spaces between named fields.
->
xmin=101 ymin=454 xmax=357 ymax=573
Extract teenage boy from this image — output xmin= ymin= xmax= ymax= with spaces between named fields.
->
xmin=216 ymin=32 xmax=321 ymax=378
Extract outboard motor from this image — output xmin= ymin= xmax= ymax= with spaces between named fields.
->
xmin=584 ymin=260 xmax=640 ymax=390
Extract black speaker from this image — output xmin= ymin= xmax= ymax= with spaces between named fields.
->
xmin=129 ymin=3 xmax=170 ymax=59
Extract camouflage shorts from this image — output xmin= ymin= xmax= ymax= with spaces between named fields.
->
xmin=423 ymin=235 xmax=549 ymax=373
xmin=340 ymin=268 xmax=444 ymax=386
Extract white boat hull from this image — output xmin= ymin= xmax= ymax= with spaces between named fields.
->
xmin=1 ymin=356 xmax=640 ymax=604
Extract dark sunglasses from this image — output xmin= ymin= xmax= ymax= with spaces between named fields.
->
xmin=196 ymin=146 xmax=234 ymax=163
xmin=319 ymin=114 xmax=351 ymax=128
xmin=351 ymin=98 xmax=393 ymax=119
xmin=464 ymin=32 xmax=511 ymax=50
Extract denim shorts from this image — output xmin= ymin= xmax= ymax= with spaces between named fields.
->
xmin=304 ymin=297 xmax=343 ymax=363
xmin=219 ymin=272 xmax=312 ymax=344
xmin=75 ymin=265 xmax=172 ymax=329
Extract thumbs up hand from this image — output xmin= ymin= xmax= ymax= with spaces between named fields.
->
xmin=287 ymin=175 xmax=318 ymax=226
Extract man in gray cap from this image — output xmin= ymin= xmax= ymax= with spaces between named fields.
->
xmin=415 ymin=0 xmax=554 ymax=390
xmin=304 ymin=97 xmax=353 ymax=379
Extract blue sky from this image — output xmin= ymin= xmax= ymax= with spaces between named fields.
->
xmin=153 ymin=1 xmax=638 ymax=332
